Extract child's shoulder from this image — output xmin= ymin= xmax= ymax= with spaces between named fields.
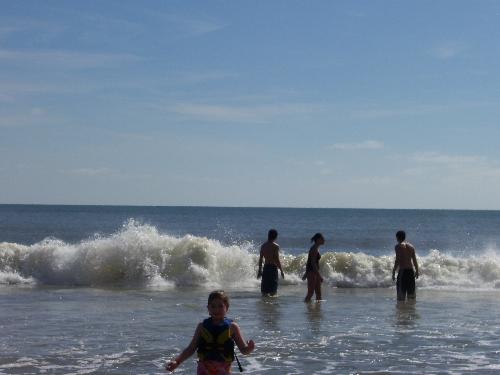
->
xmin=229 ymin=320 xmax=241 ymax=332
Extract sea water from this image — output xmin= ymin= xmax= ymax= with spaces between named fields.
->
xmin=1 ymin=205 xmax=500 ymax=374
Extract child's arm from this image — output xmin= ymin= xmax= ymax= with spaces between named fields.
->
xmin=166 ymin=322 xmax=202 ymax=372
xmin=231 ymin=322 xmax=255 ymax=355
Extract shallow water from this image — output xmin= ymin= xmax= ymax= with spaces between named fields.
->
xmin=2 ymin=205 xmax=500 ymax=373
xmin=2 ymin=286 xmax=500 ymax=374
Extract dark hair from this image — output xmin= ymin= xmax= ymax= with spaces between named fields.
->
xmin=207 ymin=290 xmax=230 ymax=308
xmin=396 ymin=230 xmax=406 ymax=242
xmin=268 ymin=229 xmax=278 ymax=241
xmin=311 ymin=233 xmax=324 ymax=243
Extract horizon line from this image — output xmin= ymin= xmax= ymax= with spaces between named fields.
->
xmin=0 ymin=203 xmax=499 ymax=212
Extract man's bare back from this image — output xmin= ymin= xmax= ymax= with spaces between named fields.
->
xmin=260 ymin=241 xmax=281 ymax=266
xmin=394 ymin=242 xmax=416 ymax=271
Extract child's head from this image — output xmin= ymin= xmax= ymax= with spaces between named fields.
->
xmin=207 ymin=290 xmax=230 ymax=320
xmin=268 ymin=229 xmax=278 ymax=241
xmin=396 ymin=230 xmax=406 ymax=242
xmin=311 ymin=232 xmax=325 ymax=244
xmin=207 ymin=290 xmax=230 ymax=309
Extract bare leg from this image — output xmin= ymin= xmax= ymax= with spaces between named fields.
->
xmin=315 ymin=279 xmax=322 ymax=301
xmin=304 ymin=274 xmax=315 ymax=302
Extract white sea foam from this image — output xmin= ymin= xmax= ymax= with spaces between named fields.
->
xmin=1 ymin=220 xmax=500 ymax=290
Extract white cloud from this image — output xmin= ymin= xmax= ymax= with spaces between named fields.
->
xmin=0 ymin=49 xmax=142 ymax=69
xmin=410 ymin=151 xmax=500 ymax=179
xmin=352 ymin=105 xmax=446 ymax=120
xmin=430 ymin=42 xmax=466 ymax=60
xmin=411 ymin=151 xmax=485 ymax=165
xmin=179 ymin=17 xmax=226 ymax=36
xmin=176 ymin=71 xmax=239 ymax=84
xmin=164 ymin=102 xmax=316 ymax=123
xmin=0 ymin=26 xmax=19 ymax=39
xmin=330 ymin=140 xmax=384 ymax=151
xmin=68 ymin=168 xmax=114 ymax=177
xmin=352 ymin=176 xmax=394 ymax=186
xmin=0 ymin=108 xmax=48 ymax=127
xmin=142 ymin=10 xmax=226 ymax=38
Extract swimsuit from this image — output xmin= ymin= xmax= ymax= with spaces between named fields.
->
xmin=261 ymin=263 xmax=278 ymax=295
xmin=197 ymin=360 xmax=232 ymax=375
xmin=397 ymin=269 xmax=416 ymax=300
xmin=305 ymin=251 xmax=321 ymax=274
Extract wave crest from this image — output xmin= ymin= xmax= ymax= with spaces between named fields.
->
xmin=2 ymin=221 xmax=500 ymax=290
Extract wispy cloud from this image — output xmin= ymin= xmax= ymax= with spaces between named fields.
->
xmin=0 ymin=108 xmax=48 ymax=127
xmin=430 ymin=42 xmax=466 ymax=60
xmin=0 ymin=82 xmax=78 ymax=97
xmin=178 ymin=17 xmax=226 ymax=36
xmin=329 ymin=140 xmax=384 ymax=151
xmin=352 ymin=176 xmax=394 ymax=186
xmin=175 ymin=71 xmax=239 ymax=84
xmin=409 ymin=151 xmax=500 ymax=179
xmin=67 ymin=167 xmax=114 ymax=177
xmin=411 ymin=151 xmax=485 ymax=165
xmin=147 ymin=11 xmax=226 ymax=38
xmin=163 ymin=102 xmax=317 ymax=123
xmin=0 ymin=26 xmax=19 ymax=39
xmin=352 ymin=105 xmax=445 ymax=120
xmin=0 ymin=49 xmax=142 ymax=69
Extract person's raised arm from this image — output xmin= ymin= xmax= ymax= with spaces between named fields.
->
xmin=231 ymin=322 xmax=255 ymax=355
xmin=166 ymin=322 xmax=202 ymax=372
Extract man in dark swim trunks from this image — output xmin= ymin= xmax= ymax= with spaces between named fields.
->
xmin=257 ymin=229 xmax=285 ymax=296
xmin=392 ymin=230 xmax=419 ymax=301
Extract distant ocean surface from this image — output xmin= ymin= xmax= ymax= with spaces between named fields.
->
xmin=2 ymin=205 xmax=500 ymax=374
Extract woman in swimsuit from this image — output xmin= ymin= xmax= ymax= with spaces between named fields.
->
xmin=303 ymin=233 xmax=325 ymax=302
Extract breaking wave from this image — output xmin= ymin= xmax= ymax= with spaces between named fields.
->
xmin=1 ymin=220 xmax=500 ymax=290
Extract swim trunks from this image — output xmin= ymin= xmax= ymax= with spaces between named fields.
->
xmin=197 ymin=360 xmax=231 ymax=375
xmin=261 ymin=263 xmax=278 ymax=295
xmin=397 ymin=268 xmax=416 ymax=300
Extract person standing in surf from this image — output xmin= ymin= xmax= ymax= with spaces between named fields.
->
xmin=392 ymin=230 xmax=419 ymax=301
xmin=303 ymin=233 xmax=325 ymax=302
xmin=257 ymin=229 xmax=285 ymax=296
xmin=166 ymin=290 xmax=255 ymax=374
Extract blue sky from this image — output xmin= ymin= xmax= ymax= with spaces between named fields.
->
xmin=1 ymin=1 xmax=500 ymax=209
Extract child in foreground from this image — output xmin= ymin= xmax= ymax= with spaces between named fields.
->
xmin=166 ymin=290 xmax=255 ymax=374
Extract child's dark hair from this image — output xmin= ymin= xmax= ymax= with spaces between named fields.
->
xmin=311 ymin=233 xmax=324 ymax=243
xmin=207 ymin=290 xmax=230 ymax=308
xmin=396 ymin=230 xmax=406 ymax=242
xmin=268 ymin=229 xmax=278 ymax=241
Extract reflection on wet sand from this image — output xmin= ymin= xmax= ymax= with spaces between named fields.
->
xmin=306 ymin=301 xmax=323 ymax=332
xmin=256 ymin=296 xmax=281 ymax=332
xmin=395 ymin=300 xmax=420 ymax=327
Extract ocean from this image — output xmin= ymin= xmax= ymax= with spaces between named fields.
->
xmin=1 ymin=205 xmax=500 ymax=374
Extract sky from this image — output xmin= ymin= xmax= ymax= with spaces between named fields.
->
xmin=1 ymin=1 xmax=500 ymax=209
